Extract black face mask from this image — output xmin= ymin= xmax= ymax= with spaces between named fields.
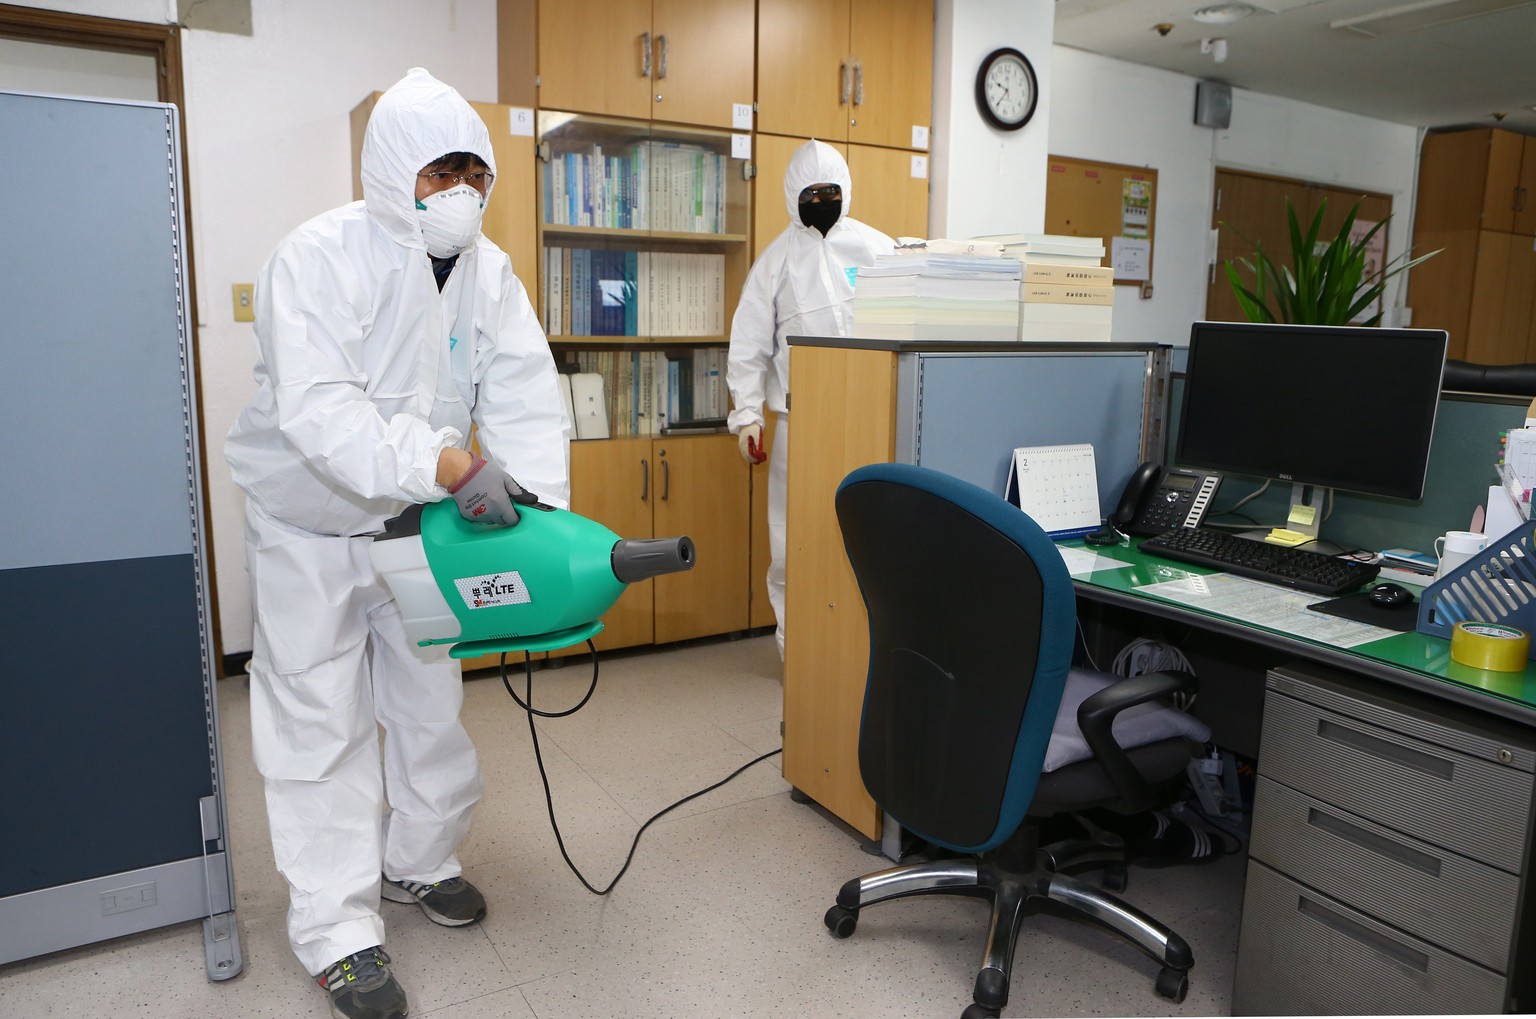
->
xmin=800 ymin=199 xmax=842 ymax=237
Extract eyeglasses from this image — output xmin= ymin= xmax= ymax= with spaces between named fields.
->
xmin=799 ymin=184 xmax=841 ymax=203
xmin=418 ymin=170 xmax=495 ymax=193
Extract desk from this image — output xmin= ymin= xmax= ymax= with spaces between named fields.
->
xmin=1069 ymin=538 xmax=1536 ymax=1015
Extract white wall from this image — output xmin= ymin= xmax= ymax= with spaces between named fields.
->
xmin=930 ymin=0 xmax=1055 ymax=239
xmin=1047 ymin=46 xmax=1422 ymax=348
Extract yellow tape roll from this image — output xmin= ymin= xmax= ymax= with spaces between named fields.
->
xmin=1450 ymin=621 xmax=1531 ymax=672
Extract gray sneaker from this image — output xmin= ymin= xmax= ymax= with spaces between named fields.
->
xmin=381 ymin=876 xmax=487 ymax=927
xmin=319 ymin=946 xmax=407 ymax=1019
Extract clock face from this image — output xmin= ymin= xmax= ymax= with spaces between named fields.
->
xmin=976 ymin=48 xmax=1038 ymax=131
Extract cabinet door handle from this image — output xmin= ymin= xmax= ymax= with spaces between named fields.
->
xmin=661 ymin=459 xmax=670 ymax=501
xmin=1315 ymin=719 xmax=1454 ymax=779
xmin=656 ymin=34 xmax=668 ymax=80
xmin=854 ymin=62 xmax=864 ymax=106
xmin=640 ymin=458 xmax=649 ymax=501
xmin=641 ymin=32 xmax=651 ymax=78
xmin=1517 ymin=186 xmax=1528 ymax=213
xmin=1306 ymin=807 xmax=1443 ymax=877
xmin=1296 ymin=895 xmax=1429 ymax=973
xmin=840 ymin=62 xmax=850 ymax=105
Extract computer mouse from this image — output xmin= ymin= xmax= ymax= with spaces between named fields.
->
xmin=1368 ymin=582 xmax=1415 ymax=608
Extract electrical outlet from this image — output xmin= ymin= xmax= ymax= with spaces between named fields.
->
xmin=232 ymin=283 xmax=254 ymax=322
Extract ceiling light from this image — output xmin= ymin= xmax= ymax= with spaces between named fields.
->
xmin=1193 ymin=3 xmax=1256 ymax=23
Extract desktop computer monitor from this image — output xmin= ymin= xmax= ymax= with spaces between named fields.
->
xmin=1175 ymin=320 xmax=1449 ymax=544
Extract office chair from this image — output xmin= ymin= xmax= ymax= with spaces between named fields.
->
xmin=824 ymin=463 xmax=1198 ymax=1019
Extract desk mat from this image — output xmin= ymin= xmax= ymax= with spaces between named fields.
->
xmin=1307 ymin=592 xmax=1419 ymax=633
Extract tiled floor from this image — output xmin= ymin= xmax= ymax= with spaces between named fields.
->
xmin=0 ymin=635 xmax=1243 ymax=1017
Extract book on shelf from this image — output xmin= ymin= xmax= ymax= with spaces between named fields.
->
xmin=544 ymin=140 xmax=728 ymax=235
xmin=568 ymin=372 xmax=610 ymax=439
xmin=1016 ymin=320 xmax=1113 ymax=342
xmin=1020 ymin=281 xmax=1115 ymax=306
xmin=561 ymin=348 xmax=731 ymax=437
xmin=1018 ymin=302 xmax=1113 ymax=324
xmin=1023 ymin=262 xmax=1114 ymax=286
xmin=542 ymin=247 xmax=724 ymax=338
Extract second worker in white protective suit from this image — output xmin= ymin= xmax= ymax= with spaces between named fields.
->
xmin=727 ymin=140 xmax=895 ymax=659
xmin=226 ymin=68 xmax=570 ymax=1019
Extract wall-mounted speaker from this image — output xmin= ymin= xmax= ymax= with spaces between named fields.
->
xmin=1195 ymin=80 xmax=1232 ymax=129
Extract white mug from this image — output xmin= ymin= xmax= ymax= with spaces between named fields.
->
xmin=1434 ymin=530 xmax=1487 ymax=579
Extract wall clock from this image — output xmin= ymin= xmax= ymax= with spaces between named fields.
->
xmin=975 ymin=47 xmax=1038 ymax=131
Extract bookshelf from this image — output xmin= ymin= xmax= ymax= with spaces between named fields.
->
xmin=536 ymin=110 xmax=757 ymax=654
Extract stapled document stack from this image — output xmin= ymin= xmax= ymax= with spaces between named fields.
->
xmin=970 ymin=233 xmax=1115 ymax=342
xmin=852 ymin=251 xmax=1023 ymax=341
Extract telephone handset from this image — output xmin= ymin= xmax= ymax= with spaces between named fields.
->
xmin=1112 ymin=463 xmax=1222 ymax=536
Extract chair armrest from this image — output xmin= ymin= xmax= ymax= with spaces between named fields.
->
xmin=1076 ymin=671 xmax=1200 ymax=813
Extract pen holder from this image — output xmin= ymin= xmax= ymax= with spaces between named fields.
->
xmin=1416 ymin=519 xmax=1536 ymax=659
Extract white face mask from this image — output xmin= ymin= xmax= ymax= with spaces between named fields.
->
xmin=416 ymin=184 xmax=485 ymax=258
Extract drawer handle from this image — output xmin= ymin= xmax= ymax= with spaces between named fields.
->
xmin=1297 ymin=895 xmax=1429 ymax=973
xmin=1307 ymin=808 xmax=1442 ymax=877
xmin=1317 ymin=719 xmax=1454 ymax=780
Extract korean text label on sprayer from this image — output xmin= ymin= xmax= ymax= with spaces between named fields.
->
xmin=456 ymin=572 xmax=532 ymax=609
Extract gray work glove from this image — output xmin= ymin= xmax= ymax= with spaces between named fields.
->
xmin=447 ymin=455 xmax=539 ymax=526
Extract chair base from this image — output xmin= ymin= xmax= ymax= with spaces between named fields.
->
xmin=824 ymin=836 xmax=1193 ymax=1019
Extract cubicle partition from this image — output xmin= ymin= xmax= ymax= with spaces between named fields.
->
xmin=0 ymin=91 xmax=240 ymax=977
xmin=781 ymin=337 xmax=1168 ymax=839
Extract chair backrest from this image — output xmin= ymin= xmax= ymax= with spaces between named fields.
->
xmin=835 ymin=463 xmax=1077 ymax=854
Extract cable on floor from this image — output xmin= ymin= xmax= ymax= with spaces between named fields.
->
xmin=500 ymin=647 xmax=783 ymax=896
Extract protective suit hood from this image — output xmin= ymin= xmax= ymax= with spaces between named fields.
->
xmin=362 ymin=67 xmax=496 ymax=249
xmin=783 ymin=139 xmax=852 ymax=229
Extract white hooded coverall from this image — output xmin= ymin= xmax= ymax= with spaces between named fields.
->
xmin=225 ymin=68 xmax=571 ymax=975
xmin=726 ymin=140 xmax=894 ymax=655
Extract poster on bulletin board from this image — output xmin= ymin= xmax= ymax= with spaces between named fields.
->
xmin=1045 ymin=155 xmax=1158 ymax=284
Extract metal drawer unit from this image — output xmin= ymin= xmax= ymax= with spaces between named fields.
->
xmin=1233 ymin=663 xmax=1536 ymax=1015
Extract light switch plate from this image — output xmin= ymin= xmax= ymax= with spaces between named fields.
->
xmin=232 ymin=283 xmax=254 ymax=322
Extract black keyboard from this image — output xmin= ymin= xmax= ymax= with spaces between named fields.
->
xmin=1139 ymin=526 xmax=1380 ymax=596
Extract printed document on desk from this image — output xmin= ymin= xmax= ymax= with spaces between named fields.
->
xmin=1137 ymin=573 xmax=1396 ymax=648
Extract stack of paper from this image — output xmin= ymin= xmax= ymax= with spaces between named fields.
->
xmin=851 ymin=253 xmax=1023 ymax=341
xmin=970 ymin=234 xmax=1115 ymax=342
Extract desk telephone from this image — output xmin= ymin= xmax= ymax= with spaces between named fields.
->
xmin=1113 ymin=463 xmax=1222 ymax=536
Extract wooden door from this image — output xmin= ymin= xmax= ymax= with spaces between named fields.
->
xmin=650 ymin=0 xmax=755 ymax=129
xmin=1208 ymin=170 xmax=1307 ymax=322
xmin=751 ymin=134 xmax=819 ymax=261
xmin=567 ymin=437 xmax=656 ymax=652
xmin=756 ymin=0 xmax=853 ymax=142
xmin=652 ymin=434 xmax=751 ymax=643
xmin=469 ymin=101 xmax=538 ymax=301
xmin=537 ymin=0 xmax=652 ymax=120
xmin=847 ymin=142 xmax=928 ymax=242
xmin=1515 ymin=135 xmax=1536 ymax=237
xmin=1405 ymin=228 xmax=1478 ymax=360
xmin=1482 ymin=130 xmax=1524 ymax=234
xmin=847 ymin=0 xmax=932 ymax=151
xmin=1507 ymin=233 xmax=1536 ymax=360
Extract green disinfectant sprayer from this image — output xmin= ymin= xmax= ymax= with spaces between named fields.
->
xmin=370 ymin=499 xmax=696 ymax=657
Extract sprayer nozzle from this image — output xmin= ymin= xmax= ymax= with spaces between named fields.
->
xmin=611 ymin=536 xmax=696 ymax=583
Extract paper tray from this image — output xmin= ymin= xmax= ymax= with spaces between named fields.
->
xmin=1416 ymin=520 xmax=1536 ymax=658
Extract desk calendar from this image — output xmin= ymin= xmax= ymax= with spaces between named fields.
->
xmin=1003 ymin=443 xmax=1101 ymax=538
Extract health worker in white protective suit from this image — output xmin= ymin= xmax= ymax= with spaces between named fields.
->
xmin=726 ymin=139 xmax=894 ymax=658
xmin=225 ymin=68 xmax=570 ymax=1019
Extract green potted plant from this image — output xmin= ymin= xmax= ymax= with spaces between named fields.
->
xmin=1224 ymin=197 xmax=1438 ymax=326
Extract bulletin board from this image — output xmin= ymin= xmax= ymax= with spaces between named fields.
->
xmin=1044 ymin=155 xmax=1158 ymax=286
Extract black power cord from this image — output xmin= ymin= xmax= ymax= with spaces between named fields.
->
xmin=499 ymin=646 xmax=783 ymax=896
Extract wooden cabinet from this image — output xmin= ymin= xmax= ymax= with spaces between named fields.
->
xmin=756 ymin=0 xmax=933 ymax=152
xmin=750 ymin=133 xmax=928 ymax=260
xmin=536 ymin=0 xmax=755 ymax=130
xmin=1415 ymin=128 xmax=1536 ymax=237
xmin=1408 ymin=129 xmax=1536 ymax=362
xmin=551 ymin=434 xmax=752 ymax=658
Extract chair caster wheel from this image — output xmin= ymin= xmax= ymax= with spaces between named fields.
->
xmin=824 ymin=904 xmax=858 ymax=938
xmin=960 ymin=1004 xmax=999 ymax=1019
xmin=1155 ymin=966 xmax=1189 ymax=1003
xmin=1101 ymin=863 xmax=1128 ymax=892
